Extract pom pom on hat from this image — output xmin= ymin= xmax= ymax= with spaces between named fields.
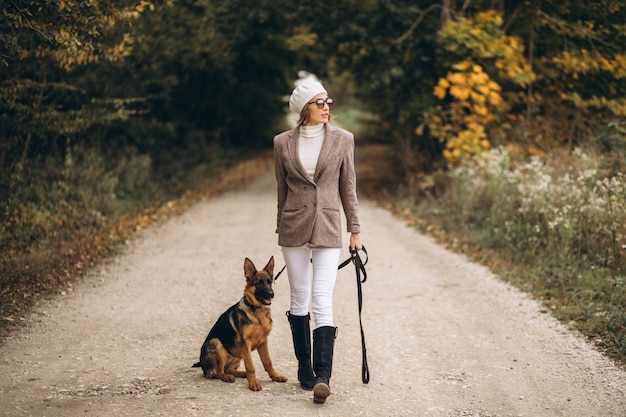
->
xmin=289 ymin=80 xmax=327 ymax=114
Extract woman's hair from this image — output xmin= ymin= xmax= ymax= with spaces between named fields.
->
xmin=297 ymin=104 xmax=333 ymax=126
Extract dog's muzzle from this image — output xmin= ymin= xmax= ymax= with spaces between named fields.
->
xmin=257 ymin=288 xmax=274 ymax=305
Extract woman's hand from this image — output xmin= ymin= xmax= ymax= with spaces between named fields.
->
xmin=349 ymin=233 xmax=362 ymax=253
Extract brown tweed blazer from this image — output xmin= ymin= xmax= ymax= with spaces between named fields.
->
xmin=273 ymin=123 xmax=361 ymax=248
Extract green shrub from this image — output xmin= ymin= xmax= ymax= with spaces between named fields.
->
xmin=419 ymin=146 xmax=626 ymax=361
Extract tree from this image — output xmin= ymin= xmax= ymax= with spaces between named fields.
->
xmin=107 ymin=0 xmax=299 ymax=154
xmin=0 ymin=1 xmax=151 ymax=169
xmin=0 ymin=0 xmax=151 ymax=259
xmin=423 ymin=10 xmax=535 ymax=164
xmin=526 ymin=0 xmax=626 ymax=144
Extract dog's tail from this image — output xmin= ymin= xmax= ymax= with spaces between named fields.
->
xmin=191 ymin=362 xmax=201 ymax=368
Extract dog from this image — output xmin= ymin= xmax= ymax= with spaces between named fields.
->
xmin=192 ymin=256 xmax=287 ymax=391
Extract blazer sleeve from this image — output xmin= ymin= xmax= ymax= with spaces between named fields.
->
xmin=274 ymin=135 xmax=287 ymax=234
xmin=339 ymin=132 xmax=361 ymax=234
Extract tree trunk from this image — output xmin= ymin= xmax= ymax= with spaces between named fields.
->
xmin=441 ymin=0 xmax=452 ymax=26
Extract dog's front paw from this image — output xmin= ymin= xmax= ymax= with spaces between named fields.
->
xmin=271 ymin=373 xmax=288 ymax=383
xmin=217 ymin=373 xmax=236 ymax=383
xmin=248 ymin=379 xmax=262 ymax=391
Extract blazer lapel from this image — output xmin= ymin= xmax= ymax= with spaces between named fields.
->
xmin=313 ymin=124 xmax=336 ymax=182
xmin=286 ymin=127 xmax=314 ymax=183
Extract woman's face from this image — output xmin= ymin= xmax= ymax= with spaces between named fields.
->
xmin=304 ymin=92 xmax=332 ymax=125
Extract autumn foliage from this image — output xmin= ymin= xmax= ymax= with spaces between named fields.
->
xmin=421 ymin=11 xmax=535 ymax=164
xmin=419 ymin=6 xmax=626 ymax=166
xmin=2 ymin=0 xmax=626 ymax=362
xmin=426 ymin=61 xmax=506 ymax=163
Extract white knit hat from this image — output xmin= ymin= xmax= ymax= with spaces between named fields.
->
xmin=289 ymin=80 xmax=327 ymax=114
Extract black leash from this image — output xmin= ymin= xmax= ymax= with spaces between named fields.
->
xmin=339 ymin=245 xmax=370 ymax=384
xmin=274 ymin=245 xmax=370 ymax=384
xmin=273 ymin=263 xmax=287 ymax=281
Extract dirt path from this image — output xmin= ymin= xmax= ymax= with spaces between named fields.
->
xmin=1 ymin=169 xmax=625 ymax=417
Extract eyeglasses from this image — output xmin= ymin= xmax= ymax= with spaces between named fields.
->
xmin=308 ymin=98 xmax=334 ymax=109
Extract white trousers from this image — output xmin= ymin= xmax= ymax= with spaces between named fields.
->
xmin=281 ymin=245 xmax=341 ymax=329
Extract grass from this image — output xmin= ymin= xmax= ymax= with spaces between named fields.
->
xmin=402 ymin=146 xmax=626 ymax=366
xmin=0 ymin=149 xmax=273 ymax=339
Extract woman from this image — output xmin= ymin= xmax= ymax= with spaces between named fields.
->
xmin=273 ymin=79 xmax=362 ymax=404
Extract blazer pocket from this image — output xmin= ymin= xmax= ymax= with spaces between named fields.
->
xmin=279 ymin=207 xmax=308 ymax=231
xmin=282 ymin=207 xmax=303 ymax=213
xmin=320 ymin=207 xmax=341 ymax=231
xmin=281 ymin=206 xmax=306 ymax=219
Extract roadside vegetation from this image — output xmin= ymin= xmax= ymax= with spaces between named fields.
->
xmin=2 ymin=1 xmax=624 ymax=365
xmin=405 ymin=145 xmax=626 ymax=363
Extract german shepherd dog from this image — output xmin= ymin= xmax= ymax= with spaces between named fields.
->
xmin=192 ymin=257 xmax=287 ymax=391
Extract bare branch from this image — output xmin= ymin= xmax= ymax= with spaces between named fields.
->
xmin=503 ymin=5 xmax=524 ymax=33
xmin=538 ymin=10 xmax=615 ymax=50
xmin=9 ymin=0 xmax=53 ymax=43
xmin=392 ymin=4 xmax=442 ymax=44
xmin=460 ymin=0 xmax=472 ymax=15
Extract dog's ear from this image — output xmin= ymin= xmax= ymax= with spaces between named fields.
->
xmin=263 ymin=256 xmax=275 ymax=277
xmin=244 ymin=258 xmax=257 ymax=280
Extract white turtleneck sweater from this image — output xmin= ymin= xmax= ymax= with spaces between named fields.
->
xmin=298 ymin=124 xmax=325 ymax=180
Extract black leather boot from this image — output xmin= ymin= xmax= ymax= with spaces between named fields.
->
xmin=312 ymin=326 xmax=337 ymax=404
xmin=287 ymin=312 xmax=315 ymax=390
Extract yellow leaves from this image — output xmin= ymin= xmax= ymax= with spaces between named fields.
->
xmin=433 ymin=85 xmax=447 ymax=100
xmin=287 ymin=33 xmax=319 ymax=50
xmin=497 ymin=58 xmax=535 ymax=86
xmin=478 ymin=10 xmax=503 ymax=27
xmin=428 ymin=60 xmax=511 ymax=164
xmin=442 ymin=123 xmax=491 ymax=164
xmin=563 ymin=94 xmax=626 ymax=117
xmin=487 ymin=80 xmax=501 ymax=91
xmin=548 ymin=49 xmax=626 ymax=116
xmin=428 ymin=10 xmax=542 ymax=164
xmin=552 ymin=50 xmax=626 ymax=80
xmin=439 ymin=11 xmax=536 ymax=88
xmin=287 ymin=24 xmax=321 ymax=50
xmin=433 ymin=77 xmax=451 ymax=99
xmin=447 ymin=72 xmax=466 ymax=85
xmin=442 ymin=12 xmax=530 ymax=61
xmin=55 ymin=29 xmax=71 ymax=44
xmin=9 ymin=1 xmax=153 ymax=70
xmin=119 ymin=1 xmax=153 ymax=22
xmin=476 ymin=85 xmax=490 ymax=95
xmin=434 ymin=63 xmax=506 ymax=114
xmin=111 ymin=34 xmax=135 ymax=61
xmin=438 ymin=78 xmax=450 ymax=89
xmin=488 ymin=91 xmax=503 ymax=106
xmin=442 ymin=148 xmax=458 ymax=162
xmin=614 ymin=54 xmax=626 ymax=79
xmin=453 ymin=61 xmax=473 ymax=71
xmin=468 ymin=69 xmax=489 ymax=86
xmin=474 ymin=104 xmax=488 ymax=116
xmin=470 ymin=91 xmax=486 ymax=105
xmin=450 ymin=85 xmax=471 ymax=100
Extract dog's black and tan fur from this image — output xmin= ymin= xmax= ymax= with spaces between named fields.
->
xmin=192 ymin=257 xmax=287 ymax=391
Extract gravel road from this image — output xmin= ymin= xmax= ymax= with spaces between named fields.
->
xmin=1 ymin=167 xmax=625 ymax=417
